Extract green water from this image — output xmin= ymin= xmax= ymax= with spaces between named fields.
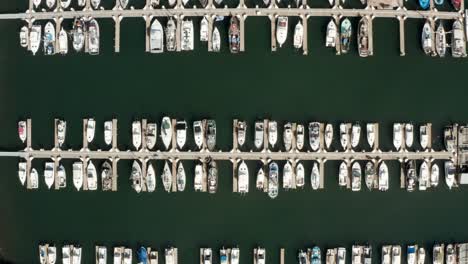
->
xmin=0 ymin=0 xmax=468 ymax=263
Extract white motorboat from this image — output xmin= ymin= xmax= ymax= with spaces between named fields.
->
xmin=176 ymin=120 xmax=187 ymax=150
xmin=101 ymin=161 xmax=112 ymax=191
xmin=430 ymin=163 xmax=439 ymax=187
xmin=451 ymin=20 xmax=466 ymax=58
xmin=268 ymin=162 xmax=279 ymax=199
xmin=238 ymin=161 xmax=249 ymax=194
xmin=276 ymin=16 xmax=288 ymax=48
xmin=131 ymin=160 xmax=142 ymax=193
xmin=166 ymin=18 xmax=176 ymax=52
xmin=405 ymin=123 xmax=414 ymax=148
xmin=200 ymin=17 xmax=209 ymax=42
xmin=87 ymin=18 xmax=100 ymax=55
xmin=231 ymin=248 xmax=240 ymax=264
xmin=254 ymin=121 xmax=264 ymax=150
xmin=97 ymin=247 xmax=107 ymax=264
xmin=72 ymin=246 xmax=82 ymax=264
xmin=176 ymin=161 xmax=186 ymax=191
xmin=34 ymin=0 xmax=42 ymax=8
xmin=208 ymin=161 xmax=218 ymax=194
xmin=256 ymin=167 xmax=265 ymax=190
xmin=283 ymin=161 xmax=293 ymax=190
xmin=351 ymin=161 xmax=361 ymax=191
xmin=87 ymin=118 xmax=96 ymax=143
xmin=18 ymin=161 xmax=27 ymax=186
xmin=30 ymin=24 xmax=42 ymax=55
xmin=296 ymin=124 xmax=305 ymax=150
xmin=407 ymin=246 xmax=416 ymax=264
xmin=351 ymin=123 xmax=361 ymax=149
xmin=44 ymin=162 xmax=55 ymax=189
xmin=62 ymin=245 xmax=71 ymax=264
xmin=256 ymin=248 xmax=266 ymax=264
xmin=311 ymin=162 xmax=320 ymax=190
xmin=206 ymin=120 xmax=216 ymax=151
xmin=444 ymin=161 xmax=456 ymax=189
xmin=131 ymin=120 xmax=142 ymax=150
xmin=44 ymin=21 xmax=56 ymax=55
xmin=378 ymin=161 xmax=389 ymax=191
xmin=146 ymin=123 xmax=157 ymax=150
xmin=339 ymin=123 xmax=349 ymax=150
xmin=365 ymin=161 xmax=375 ymax=191
xmin=419 ymin=161 xmax=430 ymax=191
xmin=194 ymin=163 xmax=203 ymax=191
xmin=338 ymin=161 xmax=348 ymax=187
xmin=237 ymin=121 xmax=247 ymax=147
xmin=283 ymin=123 xmax=293 ymax=151
xmin=146 ymin=163 xmax=156 ymax=192
xmin=293 ymin=21 xmax=303 ymax=49
xmin=268 ymin=121 xmax=278 ymax=147
xmin=325 ymin=124 xmax=333 ymax=150
xmin=57 ymin=164 xmax=66 ymax=188
xmin=20 ymin=26 xmax=29 ymax=48
xmin=392 ymin=246 xmax=401 ymax=264
xmin=296 ymin=162 xmax=305 ymax=188
xmin=393 ymin=123 xmax=402 ymax=151
xmin=18 ymin=120 xmax=27 ymax=143
xmin=309 ymin=122 xmax=320 ymax=151
xmin=181 ymin=20 xmax=194 ymax=51
xmin=87 ymin=160 xmax=97 ymax=190
xmin=420 ymin=125 xmax=429 ymax=150
xmin=91 ymin=0 xmax=101 ymax=9
xmin=212 ymin=27 xmax=221 ymax=52
xmin=326 ymin=19 xmax=337 ymax=47
xmin=48 ymin=246 xmax=57 ymax=264
xmin=162 ymin=161 xmax=172 ymax=192
xmin=161 ymin=117 xmax=173 ymax=150
xmin=120 ymin=0 xmax=129 ymax=8
xmin=104 ymin=121 xmax=112 ymax=145
xmin=123 ymin=248 xmax=132 ymax=264
xmin=150 ymin=19 xmax=164 ymax=53
xmin=165 ymin=248 xmax=176 ymax=264
xmin=58 ymin=28 xmax=68 ymax=55
xmin=194 ymin=120 xmax=204 ymax=149
xmin=57 ymin=119 xmax=66 ymax=148
xmin=60 ymin=0 xmax=71 ymax=8
xmin=73 ymin=162 xmax=83 ymax=191
xmin=46 ymin=0 xmax=56 ymax=9
xmin=30 ymin=168 xmax=39 ymax=189
xmin=78 ymin=0 xmax=86 ymax=7
xmin=72 ymin=18 xmax=85 ymax=52
xmin=114 ymin=247 xmax=123 ymax=264
xmin=366 ymin=123 xmax=375 ymax=149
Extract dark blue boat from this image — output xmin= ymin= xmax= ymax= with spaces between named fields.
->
xmin=137 ymin=247 xmax=148 ymax=264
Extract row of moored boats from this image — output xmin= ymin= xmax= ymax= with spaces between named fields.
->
xmin=422 ymin=19 xmax=466 ymax=58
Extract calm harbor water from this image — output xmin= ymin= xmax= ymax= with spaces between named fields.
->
xmin=0 ymin=0 xmax=468 ymax=263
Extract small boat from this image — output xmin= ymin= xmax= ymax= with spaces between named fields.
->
xmin=34 ymin=0 xmax=42 ymax=8
xmin=78 ymin=0 xmax=86 ymax=6
xmin=72 ymin=18 xmax=85 ymax=52
xmin=451 ymin=0 xmax=461 ymax=10
xmin=351 ymin=123 xmax=361 ymax=149
xmin=114 ymin=247 xmax=123 ymax=264
xmin=44 ymin=162 xmax=55 ymax=189
xmin=85 ymin=118 xmax=95 ymax=143
xmin=161 ymin=117 xmax=173 ymax=150
xmin=165 ymin=248 xmax=175 ymax=264
xmin=200 ymin=17 xmax=209 ymax=41
xmin=407 ymin=246 xmax=416 ymax=264
xmin=268 ymin=162 xmax=279 ymax=199
xmin=146 ymin=123 xmax=157 ymax=150
xmin=363 ymin=246 xmax=372 ymax=264
xmin=419 ymin=161 xmax=430 ymax=191
xmin=231 ymin=248 xmax=240 ymax=264
xmin=46 ymin=0 xmax=56 ymax=9
xmin=296 ymin=124 xmax=305 ymax=150
xmin=166 ymin=18 xmax=176 ymax=52
xmin=162 ymin=161 xmax=172 ymax=192
xmin=364 ymin=161 xmax=375 ymax=190
xmin=299 ymin=250 xmax=307 ymax=264
xmin=435 ymin=22 xmax=446 ymax=57
xmin=150 ymin=19 xmax=164 ymax=53
xmin=283 ymin=123 xmax=293 ymax=151
xmin=433 ymin=244 xmax=444 ymax=264
xmin=422 ymin=21 xmax=433 ymax=55
xmin=366 ymin=123 xmax=375 ymax=149
xmin=238 ymin=161 xmax=249 ymax=194
xmin=420 ymin=125 xmax=429 ymax=150
xmin=392 ymin=246 xmax=401 ymax=264
xmin=309 ymin=122 xmax=320 ymax=151
xmin=406 ymin=160 xmax=417 ymax=192
xmin=229 ymin=16 xmax=240 ymax=53
xmin=194 ymin=163 xmax=203 ymax=191
xmin=132 ymin=121 xmax=142 ymax=150
xmin=268 ymin=121 xmax=278 ymax=147
xmin=256 ymin=167 xmax=265 ymax=190
xmin=325 ymin=124 xmax=333 ymax=150
xmin=60 ymin=0 xmax=71 ymax=9
xmin=339 ymin=123 xmax=348 ymax=150
xmin=263 ymin=0 xmax=270 ymax=5
xmin=73 ymin=162 xmax=83 ymax=191
xmin=57 ymin=164 xmax=66 ymax=188
xmin=378 ymin=161 xmax=389 ymax=191
xmin=351 ymin=162 xmax=361 ymax=191
xmin=72 ymin=246 xmax=82 ymax=264
xmin=418 ymin=248 xmax=425 ymax=264
xmin=30 ymin=24 xmax=42 ymax=55
xmin=444 ymin=161 xmax=456 ymax=189
xmin=30 ymin=168 xmax=39 ymax=189
xmin=337 ymin=248 xmax=346 ymax=264
xmin=57 ymin=28 xmax=68 ymax=55
xmin=39 ymin=245 xmax=47 ymax=264
xmin=326 ymin=249 xmax=337 ymax=264
xmin=120 ymin=0 xmax=129 ymax=8
xmin=87 ymin=19 xmax=100 ymax=55
xmin=283 ymin=161 xmax=293 ymax=190
xmin=96 ymin=247 xmax=107 ymax=264
xmin=419 ymin=0 xmax=429 ymax=9
xmin=44 ymin=21 xmax=56 ymax=55
xmin=181 ymin=20 xmax=194 ymax=51
xmin=358 ymin=17 xmax=370 ymax=57
xmin=312 ymin=247 xmax=321 ymax=264
xmin=206 ymin=120 xmax=216 ymax=151
xmin=91 ymin=0 xmax=101 ymax=9
xmin=20 ymin=26 xmax=29 ymax=48
xmin=48 ymin=246 xmax=57 ymax=264
xmin=296 ymin=162 xmax=305 ymax=188
xmin=430 ymin=163 xmax=439 ymax=187
xmin=104 ymin=121 xmax=112 ymax=146
xmin=256 ymin=248 xmax=266 ymax=264
xmin=405 ymin=123 xmax=414 ymax=148
xmin=434 ymin=0 xmax=443 ymax=4
xmin=338 ymin=161 xmax=348 ymax=187
xmin=146 ymin=163 xmax=156 ymax=192
xmin=18 ymin=162 xmax=27 ymax=186
xmin=181 ymin=0 xmax=188 ymax=5
xmin=56 ymin=119 xmax=66 ymax=147
xmin=168 ymin=0 xmax=176 ymax=6
xmin=208 ymin=161 xmax=218 ymax=194
xmin=176 ymin=120 xmax=187 ymax=150
xmin=194 ymin=120 xmax=204 ymax=149
xmin=237 ymin=121 xmax=247 ymax=147
xmin=220 ymin=248 xmax=228 ymax=264
xmin=393 ymin=123 xmax=402 ymax=151
xmin=202 ymin=248 xmax=212 ymax=264
xmin=444 ymin=126 xmax=455 ymax=152
xmin=452 ymin=20 xmax=466 ymax=58
xmin=311 ymin=162 xmax=320 ymax=190
xmin=254 ymin=121 xmax=264 ymax=150
xmin=446 ymin=245 xmax=455 ymax=264
xmin=62 ymin=245 xmax=71 ymax=264
xmin=212 ymin=27 xmax=221 ymax=52
xmin=326 ymin=19 xmax=337 ymax=48
xmin=340 ymin=18 xmax=352 ymax=54
xmin=87 ymin=160 xmax=97 ymax=190
xmin=18 ymin=120 xmax=27 ymax=143
xmin=137 ymin=247 xmax=148 ymax=264
xmin=123 ymin=248 xmax=132 ymax=264
xmin=214 ymin=0 xmax=223 ymax=5
xmin=276 ymin=16 xmax=288 ymax=48
xmin=149 ymin=250 xmax=158 ymax=264
xmin=131 ymin=160 xmax=142 ymax=193
xmin=101 ymin=161 xmax=112 ymax=191
xmin=176 ymin=161 xmax=186 ymax=191
xmin=294 ymin=21 xmax=303 ymax=49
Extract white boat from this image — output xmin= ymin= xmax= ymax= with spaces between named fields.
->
xmin=30 ymin=24 xmax=42 ymax=55
xmin=293 ymin=21 xmax=303 ymax=49
xmin=57 ymin=164 xmax=66 ymax=188
xmin=176 ymin=161 xmax=186 ymax=191
xmin=444 ymin=161 xmax=456 ymax=189
xmin=62 ymin=245 xmax=71 ymax=264
xmin=446 ymin=245 xmax=455 ymax=264
xmin=326 ymin=19 xmax=337 ymax=47
xmin=181 ymin=0 xmax=188 ymax=5
xmin=123 ymin=248 xmax=132 ymax=264
xmin=268 ymin=121 xmax=278 ymax=147
xmin=256 ymin=167 xmax=265 ymax=190
xmin=283 ymin=123 xmax=293 ymax=151
xmin=57 ymin=28 xmax=68 ymax=55
xmin=150 ymin=19 xmax=164 ymax=53
xmin=131 ymin=160 xmax=142 ymax=193
xmin=231 ymin=248 xmax=240 ymax=264
xmin=72 ymin=18 xmax=85 ymax=52
xmin=338 ymin=161 xmax=348 ymax=187
xmin=20 ymin=26 xmax=29 ymax=48
xmin=296 ymin=124 xmax=305 ymax=150
xmin=268 ymin=162 xmax=279 ymax=199
xmin=206 ymin=120 xmax=216 ymax=151
xmin=46 ymin=0 xmax=56 ymax=9
xmin=393 ymin=123 xmax=402 ymax=151
xmin=283 ymin=161 xmax=293 ymax=190
xmin=165 ymin=248 xmax=176 ymax=264
xmin=337 ymin=248 xmax=346 ymax=264
xmin=366 ymin=123 xmax=375 ymax=148
xmin=256 ymin=248 xmax=266 ymax=264
xmin=73 ymin=161 xmax=83 ymax=191
xmin=365 ymin=161 xmax=375 ymax=190
xmin=202 ymin=248 xmax=213 ymax=264
xmin=146 ymin=163 xmax=156 ymax=192
xmin=392 ymin=246 xmax=401 ymax=264
xmin=161 ymin=117 xmax=173 ymax=150
xmin=18 ymin=161 xmax=27 ymax=186
xmin=378 ymin=161 xmax=389 ymax=191
xmin=88 ymin=19 xmax=100 ymax=55
xmin=407 ymin=246 xmax=416 ymax=264
xmin=86 ymin=118 xmax=96 ymax=143
xmin=176 ymin=120 xmax=187 ymax=150
xmin=311 ymin=162 xmax=320 ymax=190
xmin=296 ymin=162 xmax=305 ymax=188
xmin=212 ymin=27 xmax=221 ymax=52
xmin=104 ymin=121 xmax=112 ymax=145
xmin=351 ymin=123 xmax=361 ymax=149
xmin=420 ymin=125 xmax=428 ymax=150
xmin=254 ymin=121 xmax=264 ymax=150
xmin=339 ymin=123 xmax=348 ymax=150
xmin=87 ymin=160 xmax=98 ymax=190
xmin=132 ymin=121 xmax=142 ymax=150
xmin=48 ymin=246 xmax=57 ymax=264
xmin=91 ymin=0 xmax=101 ymax=9
xmin=120 ymin=0 xmax=129 ymax=8
xmin=351 ymin=162 xmax=361 ymax=191
xmin=419 ymin=161 xmax=429 ymax=191
xmin=422 ymin=21 xmax=433 ymax=55
xmin=60 ymin=0 xmax=71 ymax=8
xmin=325 ymin=124 xmax=333 ymax=150
xmin=237 ymin=121 xmax=247 ymax=147
xmin=96 ymin=247 xmax=107 ymax=264
xmin=208 ymin=161 xmax=218 ymax=194
xmin=200 ymin=17 xmax=209 ymax=42
xmin=238 ymin=161 xmax=249 ymax=194
xmin=30 ymin=168 xmax=39 ymax=189
xmin=435 ymin=22 xmax=446 ymax=57
xmin=433 ymin=245 xmax=444 ymax=264
xmin=78 ymin=0 xmax=86 ymax=6
xmin=114 ymin=247 xmax=123 ymax=264
xmin=44 ymin=21 xmax=56 ymax=55
xmin=162 ymin=161 xmax=172 ymax=192
xmin=309 ymin=122 xmax=320 ymax=151
xmin=57 ymin=119 xmax=66 ymax=147
xmin=194 ymin=163 xmax=203 ymax=191
xmin=34 ymin=0 xmax=42 ymax=8
xmin=194 ymin=120 xmax=204 ymax=149
xmin=101 ymin=161 xmax=112 ymax=191
xmin=405 ymin=123 xmax=414 ymax=148
xmin=72 ymin=246 xmax=82 ymax=264
xmin=276 ymin=16 xmax=288 ymax=48
xmin=166 ymin=18 xmax=176 ymax=52
xmin=451 ymin=20 xmax=466 ymax=58
xmin=149 ymin=250 xmax=158 ymax=264
xmin=18 ymin=121 xmax=27 ymax=143
xmin=168 ymin=0 xmax=176 ymax=6
xmin=146 ymin=123 xmax=157 ymax=150
xmin=430 ymin=163 xmax=439 ymax=187
xmin=418 ymin=248 xmax=426 ymax=264
xmin=44 ymin=162 xmax=55 ymax=189
xmin=181 ymin=20 xmax=194 ymax=51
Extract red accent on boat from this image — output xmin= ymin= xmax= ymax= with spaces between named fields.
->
xmin=451 ymin=0 xmax=460 ymax=10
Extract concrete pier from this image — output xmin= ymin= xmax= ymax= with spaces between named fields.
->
xmin=114 ymin=15 xmax=122 ymax=53
xmin=346 ymin=123 xmax=352 ymax=151
xmin=302 ymin=15 xmax=308 ymax=55
xmin=142 ymin=119 xmax=147 ymax=151
xmin=26 ymin=119 xmax=32 ymax=150
xmin=232 ymin=159 xmax=238 ymax=192
xmin=26 ymin=157 xmax=33 ymax=189
xmin=112 ymin=119 xmax=118 ymax=150
xmin=86 ymin=0 xmax=91 ymax=10
xmin=201 ymin=160 xmax=208 ymax=192
xmin=82 ymin=157 xmax=89 ymax=190
xmin=400 ymin=159 xmax=405 ymax=189
xmin=207 ymin=15 xmax=213 ymax=52
xmin=368 ymin=15 xmax=374 ymax=56
xmin=319 ymin=159 xmax=325 ymax=189
xmin=176 ymin=16 xmax=182 ymax=52
xmin=319 ymin=123 xmax=325 ymax=152
xmin=280 ymin=248 xmax=285 ymax=264
xmin=291 ymin=123 xmax=297 ymax=152
xmin=270 ymin=15 xmax=277 ymax=52
xmin=141 ymin=158 xmax=148 ymax=192
xmin=333 ymin=15 xmax=341 ymax=55
xmin=54 ymin=118 xmax=59 ymax=149
xmin=373 ymin=123 xmax=380 ymax=151
xmin=54 ymin=157 xmax=60 ymax=190
xmin=172 ymin=160 xmax=177 ymax=192
xmin=398 ymin=16 xmax=406 ymax=56
xmin=427 ymin=123 xmax=432 ymax=149
xmin=239 ymin=15 xmax=245 ymax=52
xmin=112 ymin=158 xmax=118 ymax=191
xmin=145 ymin=16 xmax=151 ymax=52
xmin=202 ymin=119 xmax=208 ymax=151
xmin=171 ymin=119 xmax=177 ymax=151
xmin=54 ymin=17 xmax=63 ymax=54
xmin=233 ymin=119 xmax=239 ymax=152
xmin=290 ymin=159 xmax=297 ymax=189
xmin=82 ymin=119 xmax=89 ymax=150
xmin=263 ymin=119 xmax=269 ymax=152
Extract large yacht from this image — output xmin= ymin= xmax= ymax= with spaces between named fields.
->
xmin=200 ymin=17 xmax=209 ymax=41
xmin=283 ymin=161 xmax=293 ymax=190
xmin=87 ymin=18 xmax=100 ymax=55
xmin=340 ymin=123 xmax=349 ymax=150
xmin=311 ymin=162 xmax=320 ymax=190
xmin=162 ymin=161 xmax=172 ymax=192
xmin=325 ymin=124 xmax=333 ymax=150
xmin=326 ymin=19 xmax=337 ymax=48
xmin=296 ymin=124 xmax=305 ymax=150
xmin=444 ymin=161 xmax=456 ymax=189
xmin=283 ymin=123 xmax=293 ymax=151
xmin=393 ymin=123 xmax=402 ymax=151
xmin=366 ymin=123 xmax=375 ymax=149
xmin=351 ymin=123 xmax=361 ymax=149
xmin=73 ymin=161 xmax=83 ymax=191
xmin=430 ymin=163 xmax=439 ymax=187
xmin=452 ymin=20 xmax=466 ymax=58
xmin=378 ymin=161 xmax=389 ymax=191
xmin=72 ymin=18 xmax=85 ymax=52
xmin=237 ymin=121 xmax=247 ymax=147
xmin=256 ymin=167 xmax=265 ymax=190
xmin=296 ymin=162 xmax=305 ymax=188
xmin=420 ymin=125 xmax=429 ymax=150
xmin=405 ymin=123 xmax=414 ymax=148
xmin=338 ymin=161 xmax=348 ymax=187
xmin=435 ymin=22 xmax=446 ymax=57
xmin=351 ymin=162 xmax=361 ymax=191
xmin=147 ymin=163 xmax=156 ymax=192
xmin=421 ymin=21 xmax=433 ymax=55
xmin=57 ymin=164 xmax=66 ymax=188
xmin=30 ymin=24 xmax=41 ymax=55
xmin=87 ymin=160 xmax=97 ymax=190
xmin=268 ymin=121 xmax=278 ymax=147
xmin=166 ymin=18 xmax=176 ymax=51
xmin=44 ymin=162 xmax=55 ymax=189
xmin=58 ymin=28 xmax=68 ymax=55
xmin=419 ymin=161 xmax=430 ymax=191
xmin=181 ymin=20 xmax=194 ymax=51
xmin=176 ymin=161 xmax=186 ymax=191
xmin=104 ymin=121 xmax=112 ymax=145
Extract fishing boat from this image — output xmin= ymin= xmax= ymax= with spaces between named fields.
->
xmin=311 ymin=162 xmax=320 ymax=190
xmin=165 ymin=248 xmax=175 ymax=264
xmin=44 ymin=21 xmax=56 ymax=55
xmin=123 ymin=248 xmax=132 ymax=264
xmin=166 ymin=18 xmax=176 ymax=51
xmin=339 ymin=123 xmax=349 ymax=150
xmin=451 ymin=20 xmax=466 ymax=58
xmin=57 ymin=164 xmax=66 ymax=188
xmin=337 ymin=248 xmax=346 ymax=264
xmin=44 ymin=162 xmax=55 ymax=189
xmin=446 ymin=245 xmax=455 ymax=264
xmin=451 ymin=0 xmax=461 ymax=10
xmin=231 ymin=248 xmax=240 ymax=264
xmin=309 ymin=122 xmax=320 ymax=151
xmin=200 ymin=17 xmax=209 ymax=41
xmin=60 ymin=0 xmax=71 ymax=9
xmin=256 ymin=167 xmax=265 ymax=190
xmin=137 ymin=247 xmax=148 ymax=264
xmin=405 ymin=123 xmax=414 ymax=148
xmin=268 ymin=162 xmax=279 ymax=199
xmin=229 ymin=16 xmax=240 ymax=53
xmin=176 ymin=120 xmax=187 ymax=150
xmin=435 ymin=22 xmax=446 ymax=57
xmin=419 ymin=0 xmax=429 ymax=9
xmin=132 ymin=120 xmax=142 ymax=150
xmin=101 ymin=161 xmax=112 ymax=191
xmin=283 ymin=161 xmax=293 ymax=190
xmin=46 ymin=0 xmax=56 ymax=9
xmin=30 ymin=24 xmax=41 ymax=55
xmin=393 ymin=123 xmax=402 ymax=151
xmin=283 ymin=122 xmax=293 ymax=151
xmin=276 ymin=16 xmax=288 ymax=48
xmin=194 ymin=163 xmax=203 ymax=191
xmin=378 ymin=161 xmax=389 ymax=191
xmin=88 ymin=18 xmax=100 ymax=55
xmin=87 ymin=160 xmax=97 ymax=190
xmin=420 ymin=125 xmax=428 ymax=149
xmin=326 ymin=19 xmax=337 ymax=48
xmin=212 ymin=27 xmax=221 ymax=52
xmin=325 ymin=124 xmax=333 ymax=150
xmin=366 ymin=123 xmax=375 ymax=148
xmin=91 ymin=0 xmax=101 ymax=9
xmin=181 ymin=20 xmax=194 ymax=51
xmin=131 ymin=160 xmax=142 ymax=193
xmin=237 ymin=121 xmax=247 ymax=147
xmin=351 ymin=162 xmax=361 ymax=191
xmin=444 ymin=161 xmax=456 ymax=189
xmin=256 ymin=248 xmax=266 ymax=264
xmin=296 ymin=124 xmax=305 ymax=150
xmin=419 ymin=161 xmax=430 ymax=191
xmin=364 ymin=161 xmax=375 ymax=190
xmin=268 ymin=121 xmax=278 ymax=147
xmin=254 ymin=121 xmax=264 ymax=149
xmin=72 ymin=18 xmax=85 ymax=52
xmin=146 ymin=123 xmax=157 ymax=150
xmin=18 ymin=121 xmax=27 ymax=143
xmin=120 ymin=0 xmax=129 ymax=8
xmin=20 ymin=26 xmax=29 ymax=48
xmin=194 ymin=120 xmax=204 ymax=149
xmin=150 ymin=19 xmax=164 ymax=53
xmin=238 ymin=161 xmax=249 ymax=194
xmin=294 ymin=21 xmax=303 ymax=49
xmin=162 ymin=161 xmax=172 ymax=192
xmin=85 ymin=118 xmax=95 ymax=143
xmin=149 ymin=250 xmax=158 ymax=264
xmin=433 ymin=244 xmax=444 ymax=264
xmin=296 ymin=162 xmax=305 ymax=188
xmin=392 ymin=246 xmax=401 ymax=264
xmin=351 ymin=123 xmax=361 ymax=149
xmin=48 ymin=246 xmax=57 ymax=264
xmin=206 ymin=120 xmax=216 ymax=151
xmin=406 ymin=160 xmax=417 ymax=192
xmin=358 ymin=17 xmax=370 ymax=57
xmin=103 ymin=121 xmax=112 ymax=145
xmin=114 ymin=247 xmax=123 ymax=264
xmin=72 ymin=246 xmax=82 ymax=264
xmin=57 ymin=28 xmax=68 ymax=55
xmin=421 ymin=21 xmax=433 ymax=55
xmin=430 ymin=163 xmax=439 ymax=187
xmin=31 ymin=168 xmax=39 ymax=189
xmin=73 ymin=162 xmax=83 ymax=191
xmin=176 ymin=161 xmax=186 ymax=191
xmin=312 ymin=247 xmax=321 ymax=264
xmin=18 ymin=162 xmax=26 ymax=186
xmin=161 ymin=116 xmax=173 ymax=150
xmin=338 ymin=161 xmax=348 ymax=187
xmin=62 ymin=245 xmax=71 ymax=264
xmin=208 ymin=160 xmax=218 ymax=194
xmin=340 ymin=18 xmax=352 ymax=54
xmin=34 ymin=0 xmax=42 ymax=8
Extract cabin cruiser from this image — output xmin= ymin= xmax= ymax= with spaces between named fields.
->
xmin=176 ymin=162 xmax=186 ymax=191
xmin=378 ymin=161 xmax=389 ymax=191
xmin=283 ymin=123 xmax=293 ymax=151
xmin=268 ymin=121 xmax=278 ymax=147
xmin=123 ymin=248 xmax=132 ymax=264
xmin=358 ymin=16 xmax=370 ymax=57
xmin=131 ymin=160 xmax=142 ymax=193
xmin=340 ymin=123 xmax=349 ymax=150
xmin=392 ymin=246 xmax=401 ymax=264
xmin=202 ymin=248 xmax=212 ymax=264
xmin=419 ymin=161 xmax=430 ymax=191
xmin=181 ymin=20 xmax=194 ymax=51
xmin=30 ymin=168 xmax=38 ymax=189
xmin=338 ymin=161 xmax=348 ymax=187
xmin=296 ymin=162 xmax=305 ymax=188
xmin=87 ymin=18 xmax=100 ymax=55
xmin=337 ymin=248 xmax=346 ymax=264
xmin=296 ymin=124 xmax=305 ymax=150
xmin=194 ymin=120 xmax=204 ymax=149
xmin=86 ymin=118 xmax=96 ymax=143
xmin=57 ymin=119 xmax=66 ymax=148
xmin=18 ymin=120 xmax=27 ymax=143
xmin=231 ymin=248 xmax=240 ymax=264
xmin=208 ymin=161 xmax=218 ymax=194
xmin=446 ymin=244 xmax=455 ymax=264
xmin=229 ymin=16 xmax=240 ymax=53
xmin=162 ymin=161 xmax=172 ymax=192
xmin=430 ymin=163 xmax=439 ymax=187
xmin=340 ymin=18 xmax=352 ymax=54
xmin=393 ymin=123 xmax=402 ymax=151
xmin=256 ymin=167 xmax=265 ymax=190
xmin=444 ymin=161 xmax=456 ymax=189
xmin=407 ymin=246 xmax=416 ymax=264
xmin=62 ymin=245 xmax=71 ymax=264
xmin=433 ymin=244 xmax=444 ymax=264
xmin=405 ymin=123 xmax=414 ymax=148
xmin=58 ymin=28 xmax=68 ymax=55
xmin=420 ymin=125 xmax=428 ymax=149
xmin=212 ymin=27 xmax=221 ymax=52
xmin=351 ymin=123 xmax=361 ymax=149
xmin=283 ymin=162 xmax=293 ymax=190
xmin=206 ymin=120 xmax=216 ymax=151
xmin=48 ymin=246 xmax=57 ymax=264
xmin=132 ymin=120 xmax=142 ymax=150
xmin=351 ymin=162 xmax=361 ymax=191
xmin=194 ymin=163 xmax=203 ymax=191
xmin=219 ymin=247 xmax=227 ymax=263
xmin=366 ymin=123 xmax=375 ymax=149
xmin=57 ymin=164 xmax=66 ymax=188
xmin=87 ymin=160 xmax=97 ymax=190
xmin=20 ymin=26 xmax=29 ymax=48
xmin=276 ymin=16 xmax=288 ymax=47
xmin=18 ymin=162 xmax=27 ymax=186
xmin=101 ymin=161 xmax=112 ymax=191
xmin=73 ymin=162 xmax=83 ymax=191
xmin=406 ymin=160 xmax=417 ymax=192
xmin=254 ymin=121 xmax=264 ymax=149
xmin=364 ymin=161 xmax=375 ymax=191
xmin=72 ymin=18 xmax=85 ymax=52
xmin=176 ymin=120 xmax=187 ymax=150
xmin=237 ymin=121 xmax=247 ymax=147
xmin=325 ymin=124 xmax=333 ymax=150
xmin=146 ymin=163 xmax=156 ymax=192
xmin=309 ymin=122 xmax=320 ymax=151
xmin=72 ymin=246 xmax=82 ymax=264
xmin=200 ymin=17 xmax=209 ymax=41
xmin=146 ymin=122 xmax=157 ymax=150
xmin=326 ymin=19 xmax=337 ymax=48
xmin=312 ymin=247 xmax=321 ymax=264
xmin=435 ymin=22 xmax=446 ymax=57
xmin=161 ymin=117 xmax=173 ymax=150
xmin=311 ymin=162 xmax=320 ymax=190
xmin=44 ymin=162 xmax=55 ymax=189
xmin=165 ymin=248 xmax=176 ymax=264
xmin=256 ymin=248 xmax=266 ymax=264
xmin=30 ymin=24 xmax=42 ymax=55
xmin=418 ymin=248 xmax=426 ymax=264
xmin=452 ymin=20 xmax=466 ymax=58
xmin=44 ymin=21 xmax=55 ymax=55
xmin=150 ymin=19 xmax=164 ymax=53
xmin=166 ymin=18 xmax=176 ymax=51
xmin=294 ymin=21 xmax=304 ymax=49
xmin=422 ymin=21 xmax=433 ymax=55
xmin=268 ymin=162 xmax=279 ymax=199
xmin=238 ymin=161 xmax=249 ymax=194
